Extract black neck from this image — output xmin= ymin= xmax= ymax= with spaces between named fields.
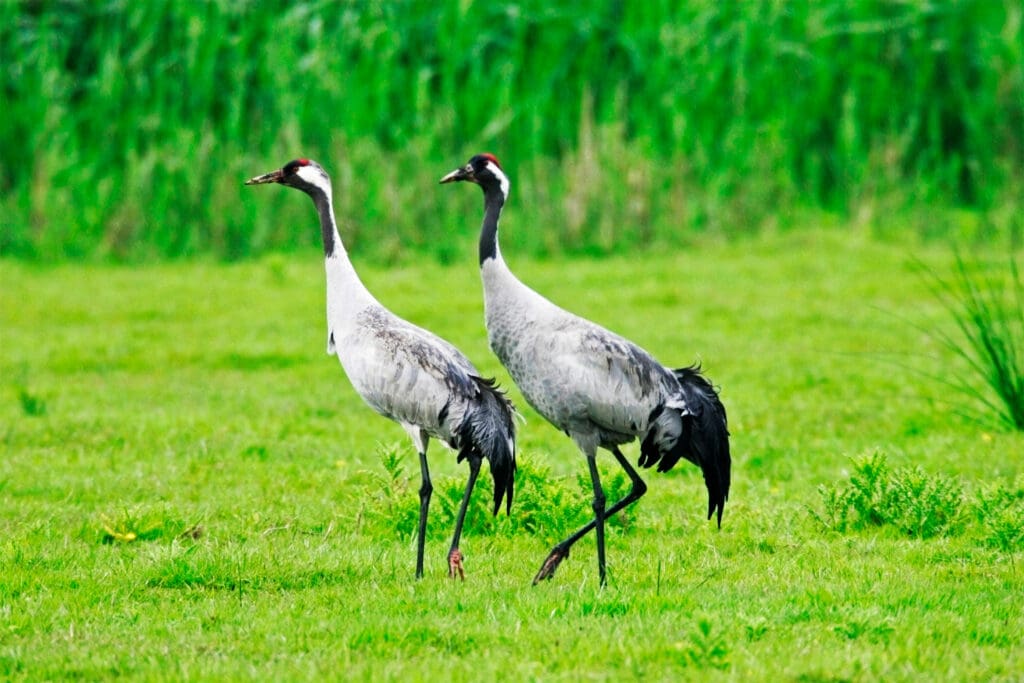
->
xmin=478 ymin=186 xmax=504 ymax=265
xmin=312 ymin=190 xmax=336 ymax=257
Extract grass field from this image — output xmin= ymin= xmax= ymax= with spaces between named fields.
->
xmin=2 ymin=231 xmax=1023 ymax=680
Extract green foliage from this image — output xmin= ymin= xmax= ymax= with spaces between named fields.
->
xmin=15 ymin=386 xmax=46 ymax=417
xmin=833 ymin=617 xmax=894 ymax=644
xmin=681 ymin=618 xmax=730 ymax=671
xmin=887 ymin=465 xmax=965 ymax=539
xmin=1 ymin=1 xmax=1021 ymax=260
xmin=814 ymin=452 xmax=964 ymax=539
xmin=921 ymin=256 xmax=1024 ymax=431
xmin=816 ymin=453 xmax=1024 ymax=549
xmin=355 ymin=447 xmax=636 ymax=548
xmin=501 ymin=457 xmax=590 ymax=543
xmin=971 ymin=478 xmax=1024 ymax=552
xmin=356 ymin=445 xmax=420 ymax=538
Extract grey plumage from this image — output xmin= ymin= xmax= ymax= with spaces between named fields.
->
xmin=441 ymin=153 xmax=730 ymax=585
xmin=247 ymin=158 xmax=515 ymax=579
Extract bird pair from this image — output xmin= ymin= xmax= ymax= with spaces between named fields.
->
xmin=246 ymin=154 xmax=731 ymax=586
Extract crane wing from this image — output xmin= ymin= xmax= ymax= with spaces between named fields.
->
xmin=337 ymin=308 xmax=479 ymax=434
xmin=546 ymin=320 xmax=673 ymax=437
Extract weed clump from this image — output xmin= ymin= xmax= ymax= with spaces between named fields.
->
xmin=814 ymin=452 xmax=1024 ymax=551
xmin=813 ymin=452 xmax=963 ymax=539
xmin=971 ymin=477 xmax=1024 ymax=552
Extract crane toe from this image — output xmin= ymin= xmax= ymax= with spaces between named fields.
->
xmin=532 ymin=545 xmax=569 ymax=584
xmin=448 ymin=548 xmax=466 ymax=580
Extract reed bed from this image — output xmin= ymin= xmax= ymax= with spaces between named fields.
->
xmin=1 ymin=0 xmax=1020 ymax=260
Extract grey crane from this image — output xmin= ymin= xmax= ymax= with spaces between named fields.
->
xmin=246 ymin=158 xmax=516 ymax=579
xmin=441 ymin=153 xmax=730 ymax=586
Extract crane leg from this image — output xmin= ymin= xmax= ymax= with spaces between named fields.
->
xmin=533 ymin=446 xmax=647 ymax=585
xmin=588 ymin=454 xmax=608 ymax=586
xmin=415 ymin=449 xmax=433 ymax=579
xmin=447 ymin=457 xmax=482 ymax=580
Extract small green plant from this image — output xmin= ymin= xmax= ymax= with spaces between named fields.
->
xmin=681 ymin=618 xmax=730 ymax=671
xmin=16 ymin=386 xmax=47 ymax=417
xmin=744 ymin=618 xmax=769 ymax=642
xmin=813 ymin=451 xmax=892 ymax=532
xmin=921 ymin=255 xmax=1024 ymax=431
xmin=813 ymin=453 xmax=963 ymax=539
xmin=357 ymin=445 xmax=418 ymax=538
xmin=971 ymin=478 xmax=1024 ymax=552
xmin=887 ymin=465 xmax=964 ymax=539
xmin=834 ymin=618 xmax=894 ymax=644
xmin=499 ymin=459 xmax=589 ymax=543
xmin=576 ymin=468 xmax=637 ymax=531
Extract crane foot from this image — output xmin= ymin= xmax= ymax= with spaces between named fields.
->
xmin=532 ymin=546 xmax=569 ymax=584
xmin=448 ymin=548 xmax=465 ymax=580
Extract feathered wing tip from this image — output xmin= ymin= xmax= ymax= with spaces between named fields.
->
xmin=457 ymin=376 xmax=517 ymax=516
xmin=640 ymin=364 xmax=731 ymax=527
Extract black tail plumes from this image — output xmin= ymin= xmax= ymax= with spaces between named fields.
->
xmin=639 ymin=364 xmax=731 ymax=527
xmin=455 ymin=376 xmax=517 ymax=515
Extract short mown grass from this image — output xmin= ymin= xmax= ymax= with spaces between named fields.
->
xmin=2 ymin=232 xmax=1023 ymax=680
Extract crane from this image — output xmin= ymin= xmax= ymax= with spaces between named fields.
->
xmin=440 ymin=153 xmax=730 ymax=585
xmin=247 ymin=158 xmax=516 ymax=579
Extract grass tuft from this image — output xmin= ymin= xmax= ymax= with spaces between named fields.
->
xmin=921 ymin=255 xmax=1024 ymax=431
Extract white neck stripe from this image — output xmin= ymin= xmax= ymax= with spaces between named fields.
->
xmin=485 ymin=161 xmax=510 ymax=202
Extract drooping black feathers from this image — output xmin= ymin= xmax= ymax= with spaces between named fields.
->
xmin=639 ymin=364 xmax=731 ymax=527
xmin=453 ymin=376 xmax=517 ymax=515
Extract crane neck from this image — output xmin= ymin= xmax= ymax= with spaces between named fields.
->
xmin=479 ymin=186 xmax=505 ymax=266
xmin=312 ymin=191 xmax=340 ymax=258
xmin=310 ymin=187 xmax=375 ymax=313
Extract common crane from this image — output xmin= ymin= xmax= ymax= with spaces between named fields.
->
xmin=247 ymin=158 xmax=516 ymax=579
xmin=440 ymin=153 xmax=730 ymax=585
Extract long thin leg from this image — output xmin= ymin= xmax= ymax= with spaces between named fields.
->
xmin=588 ymin=454 xmax=607 ymax=586
xmin=533 ymin=446 xmax=648 ymax=584
xmin=415 ymin=448 xmax=432 ymax=579
xmin=447 ymin=457 xmax=482 ymax=580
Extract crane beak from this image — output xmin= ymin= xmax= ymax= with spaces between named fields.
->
xmin=439 ymin=165 xmax=473 ymax=184
xmin=245 ymin=169 xmax=285 ymax=185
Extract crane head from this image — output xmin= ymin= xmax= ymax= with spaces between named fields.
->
xmin=440 ymin=153 xmax=508 ymax=200
xmin=246 ymin=159 xmax=331 ymax=197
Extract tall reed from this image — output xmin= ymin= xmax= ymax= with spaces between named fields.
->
xmin=1 ymin=0 xmax=1020 ymax=260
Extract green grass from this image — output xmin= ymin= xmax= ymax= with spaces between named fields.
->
xmin=920 ymin=255 xmax=1024 ymax=431
xmin=2 ymin=1 xmax=1021 ymax=260
xmin=2 ymin=232 xmax=1023 ymax=680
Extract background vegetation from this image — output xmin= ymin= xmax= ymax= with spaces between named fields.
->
xmin=1 ymin=0 xmax=1022 ymax=261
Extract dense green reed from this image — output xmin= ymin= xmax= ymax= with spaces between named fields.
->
xmin=1 ymin=0 xmax=1021 ymax=260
